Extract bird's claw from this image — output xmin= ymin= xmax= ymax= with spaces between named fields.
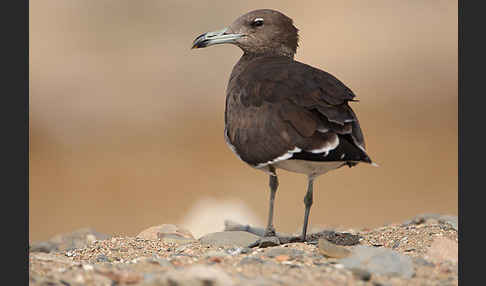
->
xmin=248 ymin=236 xmax=281 ymax=248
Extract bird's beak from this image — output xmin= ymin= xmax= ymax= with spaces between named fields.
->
xmin=191 ymin=28 xmax=244 ymax=49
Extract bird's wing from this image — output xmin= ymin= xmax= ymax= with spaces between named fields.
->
xmin=225 ymin=56 xmax=371 ymax=167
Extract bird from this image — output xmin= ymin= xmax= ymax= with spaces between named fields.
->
xmin=192 ymin=9 xmax=375 ymax=245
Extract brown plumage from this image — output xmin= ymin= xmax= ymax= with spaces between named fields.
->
xmin=192 ymin=9 xmax=375 ymax=244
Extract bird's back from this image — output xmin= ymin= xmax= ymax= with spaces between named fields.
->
xmin=224 ymin=55 xmax=371 ymax=172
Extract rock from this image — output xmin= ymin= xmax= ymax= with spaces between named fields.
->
xmin=30 ymin=241 xmax=58 ymax=253
xmin=425 ymin=237 xmax=458 ymax=264
xmin=250 ymin=236 xmax=280 ymax=248
xmin=239 ymin=257 xmax=264 ymax=265
xmin=137 ymin=224 xmax=195 ymax=241
xmin=338 ymin=246 xmax=414 ymax=279
xmin=413 ymin=257 xmax=435 ymax=267
xmin=205 ymin=250 xmax=229 ymax=258
xmin=438 ymin=215 xmax=458 ymax=231
xmin=318 ymin=238 xmax=351 ymax=258
xmin=96 ymin=269 xmax=143 ymax=284
xmin=30 ymin=252 xmax=74 ymax=265
xmin=199 ymin=231 xmax=260 ymax=247
xmin=350 ymin=268 xmax=372 ymax=281
xmin=403 ymin=214 xmax=458 ymax=231
xmin=147 ymin=265 xmax=234 ymax=286
xmin=96 ymin=254 xmax=111 ymax=263
xmin=31 ymin=228 xmax=110 ymax=253
xmin=275 ymin=255 xmax=290 ymax=262
xmin=263 ymin=247 xmax=304 ymax=260
xmin=224 ymin=219 xmax=267 ymax=237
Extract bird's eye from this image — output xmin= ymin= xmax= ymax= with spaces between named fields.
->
xmin=251 ymin=18 xmax=264 ymax=27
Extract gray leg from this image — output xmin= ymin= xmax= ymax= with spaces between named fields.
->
xmin=301 ymin=176 xmax=314 ymax=241
xmin=264 ymin=166 xmax=278 ymax=237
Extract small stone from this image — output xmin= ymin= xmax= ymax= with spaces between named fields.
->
xmin=438 ymin=215 xmax=458 ymax=231
xmin=30 ymin=241 xmax=58 ymax=253
xmin=275 ymin=254 xmax=290 ymax=262
xmin=350 ymin=267 xmax=372 ymax=281
xmin=205 ymin=250 xmax=228 ymax=258
xmin=208 ymin=256 xmax=223 ymax=263
xmin=160 ymin=265 xmax=234 ymax=286
xmin=254 ymin=237 xmax=280 ymax=248
xmin=264 ymin=247 xmax=304 ymax=259
xmin=161 ymin=236 xmax=196 ymax=245
xmin=240 ymin=247 xmax=251 ymax=254
xmin=199 ymin=231 xmax=260 ymax=248
xmin=318 ymin=238 xmax=351 ymax=258
xmin=96 ymin=254 xmax=111 ymax=263
xmin=338 ymin=246 xmax=414 ymax=278
xmin=413 ymin=257 xmax=435 ymax=267
xmin=86 ymin=234 xmax=97 ymax=244
xmin=31 ymin=228 xmax=109 ymax=253
xmin=425 ymin=237 xmax=458 ymax=264
xmin=153 ymin=258 xmax=173 ymax=267
xmin=137 ymin=224 xmax=194 ymax=241
xmin=239 ymin=257 xmax=264 ymax=265
xmin=97 ymin=269 xmax=143 ymax=284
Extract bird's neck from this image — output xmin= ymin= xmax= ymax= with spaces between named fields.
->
xmin=229 ymin=52 xmax=294 ymax=83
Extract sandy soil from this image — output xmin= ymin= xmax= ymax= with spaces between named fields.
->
xmin=29 ymin=215 xmax=458 ymax=286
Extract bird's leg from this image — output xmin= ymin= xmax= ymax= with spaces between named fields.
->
xmin=301 ymin=176 xmax=314 ymax=242
xmin=248 ymin=166 xmax=282 ymax=248
xmin=264 ymin=171 xmax=278 ymax=237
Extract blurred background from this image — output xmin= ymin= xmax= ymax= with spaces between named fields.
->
xmin=30 ymin=0 xmax=457 ymax=242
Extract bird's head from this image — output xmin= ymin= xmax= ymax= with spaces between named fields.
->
xmin=192 ymin=9 xmax=299 ymax=58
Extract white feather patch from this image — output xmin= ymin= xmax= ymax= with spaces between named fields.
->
xmin=224 ymin=127 xmax=243 ymax=161
xmin=255 ymin=147 xmax=302 ymax=168
xmin=317 ymin=126 xmax=329 ymax=133
xmin=309 ymin=135 xmax=339 ymax=156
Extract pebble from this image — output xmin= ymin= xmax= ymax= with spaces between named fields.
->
xmin=263 ymin=247 xmax=304 ymax=260
xmin=96 ymin=254 xmax=111 ymax=263
xmin=413 ymin=257 xmax=435 ymax=267
xmin=96 ymin=269 xmax=143 ymax=284
xmin=438 ymin=216 xmax=458 ymax=231
xmin=30 ymin=241 xmax=58 ymax=253
xmin=30 ymin=228 xmax=110 ymax=253
xmin=338 ymin=246 xmax=414 ymax=278
xmin=350 ymin=267 xmax=372 ymax=281
xmin=318 ymin=238 xmax=351 ymax=258
xmin=403 ymin=214 xmax=458 ymax=231
xmin=156 ymin=265 xmax=234 ymax=286
xmin=136 ymin=224 xmax=195 ymax=241
xmin=275 ymin=254 xmax=290 ymax=262
xmin=425 ymin=237 xmax=458 ymax=264
xmin=239 ymin=257 xmax=264 ymax=265
xmin=199 ymin=231 xmax=260 ymax=247
xmin=205 ymin=250 xmax=228 ymax=257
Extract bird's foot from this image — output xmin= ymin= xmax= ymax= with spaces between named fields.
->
xmin=248 ymin=236 xmax=281 ymax=248
xmin=248 ymin=234 xmax=307 ymax=248
xmin=263 ymin=226 xmax=276 ymax=237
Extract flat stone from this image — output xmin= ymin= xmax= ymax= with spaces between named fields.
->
xmin=199 ymin=231 xmax=260 ymax=247
xmin=239 ymin=257 xmax=264 ymax=265
xmin=137 ymin=224 xmax=194 ymax=241
xmin=147 ymin=265 xmax=234 ymax=286
xmin=438 ymin=215 xmax=458 ymax=231
xmin=205 ymin=250 xmax=229 ymax=257
xmin=263 ymin=247 xmax=304 ymax=259
xmin=425 ymin=237 xmax=458 ymax=264
xmin=31 ymin=228 xmax=110 ymax=253
xmin=338 ymin=246 xmax=414 ymax=279
xmin=403 ymin=214 xmax=458 ymax=231
xmin=30 ymin=241 xmax=58 ymax=253
xmin=318 ymin=238 xmax=351 ymax=258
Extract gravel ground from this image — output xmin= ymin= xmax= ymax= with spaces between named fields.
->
xmin=29 ymin=214 xmax=458 ymax=286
